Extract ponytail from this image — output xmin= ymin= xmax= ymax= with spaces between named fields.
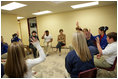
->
xmin=104 ymin=26 xmax=108 ymax=33
xmin=99 ymin=26 xmax=109 ymax=33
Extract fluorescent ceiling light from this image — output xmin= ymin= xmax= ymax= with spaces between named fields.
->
xmin=71 ymin=1 xmax=99 ymax=9
xmin=32 ymin=10 xmax=52 ymax=15
xmin=1 ymin=2 xmax=27 ymax=11
xmin=51 ymin=1 xmax=67 ymax=4
xmin=17 ymin=17 xmax=24 ymax=19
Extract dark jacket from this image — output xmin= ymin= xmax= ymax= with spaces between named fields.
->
xmin=65 ymin=46 xmax=96 ymax=78
xmin=86 ymin=39 xmax=96 ymax=47
xmin=1 ymin=64 xmax=4 ymax=78
xmin=90 ymin=34 xmax=108 ymax=49
xmin=1 ymin=42 xmax=8 ymax=55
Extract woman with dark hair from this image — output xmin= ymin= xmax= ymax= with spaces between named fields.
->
xmin=55 ymin=29 xmax=66 ymax=56
xmin=4 ymin=38 xmax=46 ymax=78
xmin=90 ymin=26 xmax=109 ymax=49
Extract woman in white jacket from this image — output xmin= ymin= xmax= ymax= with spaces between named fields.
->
xmin=4 ymin=37 xmax=46 ymax=78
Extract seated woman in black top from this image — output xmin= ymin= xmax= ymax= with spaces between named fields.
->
xmin=65 ymin=32 xmax=96 ymax=78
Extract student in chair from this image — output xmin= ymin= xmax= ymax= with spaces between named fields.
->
xmin=55 ymin=29 xmax=66 ymax=56
xmin=42 ymin=30 xmax=53 ymax=56
xmin=65 ymin=32 xmax=96 ymax=78
xmin=94 ymin=32 xmax=117 ymax=68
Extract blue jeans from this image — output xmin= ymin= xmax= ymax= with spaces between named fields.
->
xmin=56 ymin=42 xmax=65 ymax=52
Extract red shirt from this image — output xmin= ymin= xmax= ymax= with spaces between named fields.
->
xmin=100 ymin=34 xmax=104 ymax=42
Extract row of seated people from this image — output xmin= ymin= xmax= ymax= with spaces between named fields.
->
xmin=1 ymin=22 xmax=117 ymax=78
xmin=30 ymin=25 xmax=108 ymax=57
xmin=29 ymin=29 xmax=66 ymax=57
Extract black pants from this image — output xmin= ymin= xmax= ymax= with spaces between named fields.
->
xmin=1 ymin=64 xmax=4 ymax=78
xmin=29 ymin=44 xmax=37 ymax=58
xmin=56 ymin=42 xmax=65 ymax=52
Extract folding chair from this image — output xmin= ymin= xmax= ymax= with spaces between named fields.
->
xmin=78 ymin=68 xmax=97 ymax=78
xmin=62 ymin=45 xmax=68 ymax=53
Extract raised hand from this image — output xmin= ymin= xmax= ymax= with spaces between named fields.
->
xmin=44 ymin=32 xmax=46 ymax=35
xmin=76 ymin=21 xmax=79 ymax=27
xmin=30 ymin=37 xmax=38 ymax=44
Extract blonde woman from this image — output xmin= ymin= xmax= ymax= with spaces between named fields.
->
xmin=4 ymin=37 xmax=46 ymax=78
xmin=65 ymin=32 xmax=96 ymax=78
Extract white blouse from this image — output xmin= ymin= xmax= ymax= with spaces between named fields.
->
xmin=24 ymin=41 xmax=46 ymax=78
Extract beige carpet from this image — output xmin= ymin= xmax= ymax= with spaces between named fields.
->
xmin=2 ymin=48 xmax=117 ymax=78
xmin=26 ymin=49 xmax=69 ymax=78
xmin=26 ymin=48 xmax=117 ymax=78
